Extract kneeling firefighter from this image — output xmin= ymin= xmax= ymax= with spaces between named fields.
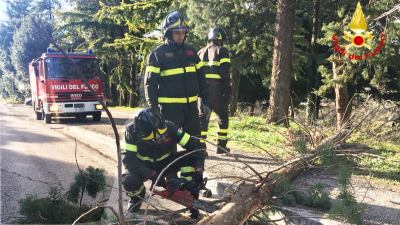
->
xmin=122 ymin=108 xmax=206 ymax=217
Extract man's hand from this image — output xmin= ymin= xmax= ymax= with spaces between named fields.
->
xmin=167 ymin=178 xmax=187 ymax=191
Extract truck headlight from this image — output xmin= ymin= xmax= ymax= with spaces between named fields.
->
xmin=95 ymin=104 xmax=103 ymax=110
xmin=49 ymin=104 xmax=61 ymax=112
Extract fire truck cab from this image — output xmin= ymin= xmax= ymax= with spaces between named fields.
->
xmin=29 ymin=48 xmax=104 ymax=124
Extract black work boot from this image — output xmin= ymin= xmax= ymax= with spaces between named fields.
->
xmin=189 ymin=208 xmax=200 ymax=219
xmin=189 ymin=192 xmax=200 ymax=219
xmin=216 ymin=142 xmax=230 ymax=154
xmin=127 ymin=186 xmax=146 ymax=213
xmin=127 ymin=198 xmax=141 ymax=213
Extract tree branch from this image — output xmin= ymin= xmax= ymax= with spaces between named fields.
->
xmin=373 ymin=3 xmax=400 ymax=21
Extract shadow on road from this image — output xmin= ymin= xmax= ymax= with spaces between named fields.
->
xmin=0 ymin=123 xmax=62 ymax=146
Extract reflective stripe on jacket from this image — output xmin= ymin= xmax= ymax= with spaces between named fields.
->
xmin=198 ymin=43 xmax=231 ymax=81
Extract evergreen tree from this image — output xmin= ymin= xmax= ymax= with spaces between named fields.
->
xmin=6 ymin=0 xmax=31 ymax=28
xmin=9 ymin=16 xmax=52 ymax=95
xmin=31 ymin=0 xmax=61 ymax=20
xmin=0 ymin=0 xmax=32 ymax=98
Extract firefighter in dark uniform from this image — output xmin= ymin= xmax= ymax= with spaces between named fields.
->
xmin=144 ymin=11 xmax=209 ymax=138
xmin=198 ymin=27 xmax=232 ymax=154
xmin=122 ymin=108 xmax=205 ymax=218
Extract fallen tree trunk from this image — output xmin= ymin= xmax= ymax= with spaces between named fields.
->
xmin=197 ymin=156 xmax=312 ymax=225
xmin=198 ymin=130 xmax=350 ymax=225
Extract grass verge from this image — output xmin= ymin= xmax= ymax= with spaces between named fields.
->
xmin=206 ymin=113 xmax=298 ymax=159
xmin=349 ymin=133 xmax=400 ymax=181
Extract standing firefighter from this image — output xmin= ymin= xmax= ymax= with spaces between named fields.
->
xmin=122 ymin=108 xmax=205 ymax=217
xmin=144 ymin=11 xmax=209 ymax=138
xmin=198 ymin=27 xmax=232 ymax=153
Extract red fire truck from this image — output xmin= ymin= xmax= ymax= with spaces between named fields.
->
xmin=29 ymin=49 xmax=104 ymax=124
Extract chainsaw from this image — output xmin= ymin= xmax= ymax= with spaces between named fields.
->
xmin=152 ymin=177 xmax=219 ymax=214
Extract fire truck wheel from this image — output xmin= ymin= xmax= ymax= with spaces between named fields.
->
xmin=44 ymin=114 xmax=51 ymax=124
xmin=35 ymin=111 xmax=43 ymax=120
xmin=93 ymin=112 xmax=101 ymax=122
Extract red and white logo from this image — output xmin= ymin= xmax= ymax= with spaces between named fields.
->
xmin=331 ymin=2 xmax=386 ymax=61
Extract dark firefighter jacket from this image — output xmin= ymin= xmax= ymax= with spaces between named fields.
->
xmin=144 ymin=43 xmax=208 ymax=108
xmin=122 ymin=120 xmax=205 ymax=179
xmin=197 ymin=43 xmax=231 ymax=84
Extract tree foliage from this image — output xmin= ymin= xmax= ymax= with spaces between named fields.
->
xmin=0 ymin=0 xmax=57 ymax=98
xmin=66 ymin=166 xmax=106 ymax=207
xmin=18 ymin=186 xmax=103 ymax=224
xmin=0 ymin=0 xmax=30 ymax=98
xmin=10 ymin=16 xmax=52 ymax=85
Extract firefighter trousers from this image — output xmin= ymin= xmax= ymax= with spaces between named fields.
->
xmin=199 ymin=83 xmax=230 ymax=147
xmin=160 ymin=102 xmax=201 ymax=137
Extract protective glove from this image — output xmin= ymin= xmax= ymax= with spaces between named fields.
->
xmin=167 ymin=177 xmax=188 ymax=191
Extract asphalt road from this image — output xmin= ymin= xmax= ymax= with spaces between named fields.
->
xmin=0 ymin=102 xmax=117 ymax=224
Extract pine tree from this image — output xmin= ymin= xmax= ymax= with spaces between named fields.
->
xmin=268 ymin=0 xmax=297 ymax=125
xmin=0 ymin=0 xmax=31 ymax=98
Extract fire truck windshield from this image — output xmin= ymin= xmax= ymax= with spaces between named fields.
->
xmin=45 ymin=58 xmax=99 ymax=79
